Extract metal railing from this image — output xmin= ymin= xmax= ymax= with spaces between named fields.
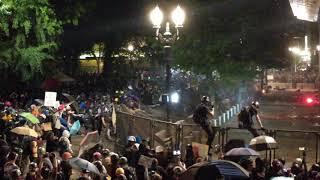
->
xmin=116 ymin=109 xmax=320 ymax=164
xmin=115 ymin=103 xmax=242 ymax=155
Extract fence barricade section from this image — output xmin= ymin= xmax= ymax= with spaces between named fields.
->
xmin=116 ymin=109 xmax=319 ymax=164
xmin=116 ymin=111 xmax=212 ymax=155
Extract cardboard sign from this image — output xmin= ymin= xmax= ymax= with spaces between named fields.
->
xmin=138 ymin=155 xmax=154 ymax=168
xmin=192 ymin=142 xmax=209 ymax=158
xmin=41 ymin=122 xmax=52 ymax=131
xmin=44 ymin=92 xmax=57 ymax=107
xmin=53 ymin=101 xmax=60 ymax=109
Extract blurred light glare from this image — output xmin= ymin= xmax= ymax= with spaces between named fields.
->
xmin=171 ymin=92 xmax=179 ymax=103
xmin=128 ymin=44 xmax=134 ymax=51
xmin=289 ymin=0 xmax=320 ymax=22
xmin=306 ymin=97 xmax=314 ymax=104
xmin=150 ymin=6 xmax=163 ymax=28
xmin=171 ymin=5 xmax=185 ymax=27
xmin=289 ymin=47 xmax=302 ymax=54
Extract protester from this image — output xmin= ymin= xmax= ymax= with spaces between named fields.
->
xmin=61 ymin=152 xmax=73 ymax=180
xmin=118 ymin=157 xmax=135 ymax=180
xmin=4 ymin=152 xmax=20 ymax=178
xmin=265 ymin=159 xmax=285 ymax=179
xmin=59 ymin=130 xmax=73 ymax=154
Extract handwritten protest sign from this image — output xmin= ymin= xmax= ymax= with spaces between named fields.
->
xmin=192 ymin=142 xmax=209 ymax=158
xmin=44 ymin=92 xmax=57 ymax=107
xmin=138 ymin=155 xmax=154 ymax=168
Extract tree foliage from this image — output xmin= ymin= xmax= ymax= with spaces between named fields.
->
xmin=173 ymin=0 xmax=291 ymax=82
xmin=0 ymin=0 xmax=62 ymax=81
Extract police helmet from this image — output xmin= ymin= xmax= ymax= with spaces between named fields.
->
xmin=201 ymin=96 xmax=210 ymax=103
xmin=252 ymin=101 xmax=260 ymax=108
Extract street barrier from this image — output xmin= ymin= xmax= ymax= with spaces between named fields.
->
xmin=116 ymin=111 xmax=221 ymax=157
xmin=116 ymin=110 xmax=320 ymax=164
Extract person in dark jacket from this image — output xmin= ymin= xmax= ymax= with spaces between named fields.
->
xmin=193 ymin=96 xmax=216 ymax=154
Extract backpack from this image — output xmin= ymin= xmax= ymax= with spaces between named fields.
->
xmin=192 ymin=105 xmax=207 ymax=125
xmin=237 ymin=106 xmax=252 ymax=128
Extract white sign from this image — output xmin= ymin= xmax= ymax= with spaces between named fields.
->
xmin=267 ymin=75 xmax=274 ymax=80
xmin=53 ymin=101 xmax=60 ymax=109
xmin=44 ymin=92 xmax=57 ymax=107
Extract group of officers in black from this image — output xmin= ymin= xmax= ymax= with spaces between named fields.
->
xmin=192 ymin=96 xmax=264 ymax=155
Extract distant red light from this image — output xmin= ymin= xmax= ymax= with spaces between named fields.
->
xmin=306 ymin=97 xmax=314 ymax=104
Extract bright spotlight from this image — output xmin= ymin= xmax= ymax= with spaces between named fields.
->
xmin=171 ymin=92 xmax=179 ymax=103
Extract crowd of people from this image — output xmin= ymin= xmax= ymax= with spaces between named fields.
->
xmin=235 ymin=156 xmax=320 ymax=179
xmin=0 ymin=90 xmax=318 ymax=180
xmin=1 ymin=68 xmax=319 ymax=179
xmin=0 ymin=89 xmax=190 ymax=180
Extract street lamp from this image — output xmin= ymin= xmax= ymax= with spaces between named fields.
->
xmin=150 ymin=5 xmax=185 ymax=122
xmin=128 ymin=44 xmax=134 ymax=52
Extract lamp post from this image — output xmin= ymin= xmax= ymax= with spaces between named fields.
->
xmin=150 ymin=5 xmax=185 ymax=122
xmin=127 ymin=44 xmax=135 ymax=78
xmin=288 ymin=0 xmax=320 ymax=87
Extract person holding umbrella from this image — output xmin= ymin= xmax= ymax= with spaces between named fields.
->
xmin=77 ymin=169 xmax=92 ymax=180
xmin=239 ymin=158 xmax=254 ymax=174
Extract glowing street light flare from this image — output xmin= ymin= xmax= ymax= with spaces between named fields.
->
xmin=150 ymin=6 xmax=163 ymax=28
xmin=171 ymin=5 xmax=185 ymax=28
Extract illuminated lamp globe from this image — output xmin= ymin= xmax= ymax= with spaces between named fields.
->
xmin=171 ymin=5 xmax=185 ymax=28
xmin=150 ymin=6 xmax=163 ymax=28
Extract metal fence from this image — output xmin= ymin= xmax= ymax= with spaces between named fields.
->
xmin=115 ymin=103 xmax=242 ymax=155
xmin=116 ymin=108 xmax=320 ymax=165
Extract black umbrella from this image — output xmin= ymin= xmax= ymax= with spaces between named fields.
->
xmin=62 ymin=93 xmax=79 ymax=113
xmin=180 ymin=160 xmax=250 ymax=180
